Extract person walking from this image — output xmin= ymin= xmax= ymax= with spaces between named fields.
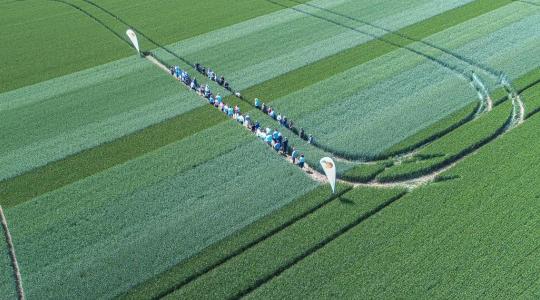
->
xmin=291 ymin=148 xmax=299 ymax=164
xmin=282 ymin=137 xmax=289 ymax=155
xmin=298 ymin=154 xmax=305 ymax=168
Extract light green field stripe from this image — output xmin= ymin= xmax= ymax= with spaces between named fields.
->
xmin=0 ymin=57 xmax=205 ymax=182
xmin=159 ymin=0 xmax=474 ymax=90
xmin=6 ymin=122 xmax=317 ymax=299
xmin=154 ymin=0 xmax=350 ymax=56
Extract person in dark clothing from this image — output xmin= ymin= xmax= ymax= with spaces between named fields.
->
xmin=224 ymin=81 xmax=230 ymax=90
xmin=218 ymin=76 xmax=225 ymax=85
xmin=261 ymin=103 xmax=267 ymax=114
xmin=195 ymin=63 xmax=201 ymax=73
xmin=170 ymin=66 xmax=175 ymax=76
xmin=282 ymin=137 xmax=288 ymax=154
xmin=299 ymin=128 xmax=305 ymax=139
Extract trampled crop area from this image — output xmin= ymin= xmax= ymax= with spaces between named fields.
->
xmin=0 ymin=0 xmax=539 ymax=298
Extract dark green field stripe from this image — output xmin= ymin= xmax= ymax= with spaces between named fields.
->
xmin=0 ymin=106 xmax=225 ymax=208
xmin=232 ymin=0 xmax=512 ymax=103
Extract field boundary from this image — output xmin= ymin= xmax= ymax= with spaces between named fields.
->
xmin=0 ymin=206 xmax=25 ymax=300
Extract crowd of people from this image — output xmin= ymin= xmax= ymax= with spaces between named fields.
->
xmin=195 ymin=63 xmax=231 ymax=91
xmin=168 ymin=64 xmax=307 ymax=169
xmin=254 ymin=98 xmax=315 ymax=144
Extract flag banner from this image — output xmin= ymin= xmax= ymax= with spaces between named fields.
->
xmin=320 ymin=157 xmax=337 ymax=194
xmin=126 ymin=29 xmax=140 ymax=53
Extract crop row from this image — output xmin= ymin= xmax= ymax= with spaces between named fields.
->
xmin=248 ymin=105 xmax=540 ymax=299
xmin=4 ymin=121 xmax=317 ymax=298
xmin=341 ymin=160 xmax=394 ymax=183
xmin=120 ymin=184 xmax=352 ymax=299
xmin=0 ymin=0 xmax=293 ymax=93
xmin=164 ymin=187 xmax=406 ymax=299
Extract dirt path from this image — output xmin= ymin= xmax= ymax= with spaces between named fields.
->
xmin=0 ymin=205 xmax=25 ymax=300
xmin=516 ymin=94 xmax=525 ymax=124
xmin=146 ymin=55 xmax=170 ymax=73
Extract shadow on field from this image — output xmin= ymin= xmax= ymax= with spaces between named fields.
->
xmin=338 ymin=196 xmax=356 ymax=205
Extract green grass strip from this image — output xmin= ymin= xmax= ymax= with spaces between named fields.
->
xmin=381 ymin=102 xmax=480 ymax=158
xmin=341 ymin=160 xmax=393 ymax=183
xmin=233 ymin=0 xmax=512 ymax=103
xmin=164 ymin=187 xmax=406 ymax=299
xmin=119 ymin=184 xmax=352 ymax=299
xmin=0 ymin=106 xmax=225 ymax=208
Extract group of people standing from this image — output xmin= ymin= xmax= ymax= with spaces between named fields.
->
xmin=254 ymin=98 xmax=315 ymax=144
xmin=254 ymin=125 xmax=305 ymax=168
xmin=195 ymin=63 xmax=231 ymax=91
xmin=169 ymin=64 xmax=307 ymax=169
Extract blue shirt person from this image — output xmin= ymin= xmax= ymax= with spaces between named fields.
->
xmin=291 ymin=149 xmax=299 ymax=164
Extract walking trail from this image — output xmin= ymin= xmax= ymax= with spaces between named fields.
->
xmin=145 ymin=55 xmax=526 ymax=190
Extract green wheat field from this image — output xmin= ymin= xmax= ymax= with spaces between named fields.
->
xmin=1 ymin=0 xmax=539 ymax=298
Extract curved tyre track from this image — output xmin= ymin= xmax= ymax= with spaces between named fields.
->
xmin=146 ymin=55 xmax=531 ymax=189
xmin=0 ymin=206 xmax=25 ymax=300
